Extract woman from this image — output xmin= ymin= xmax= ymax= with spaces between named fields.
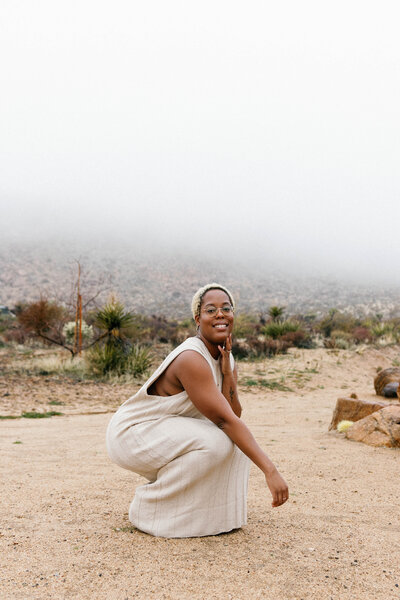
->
xmin=106 ymin=283 xmax=288 ymax=538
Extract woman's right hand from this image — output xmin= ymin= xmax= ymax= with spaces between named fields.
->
xmin=265 ymin=468 xmax=289 ymax=507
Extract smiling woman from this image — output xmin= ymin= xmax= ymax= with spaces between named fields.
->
xmin=106 ymin=283 xmax=288 ymax=538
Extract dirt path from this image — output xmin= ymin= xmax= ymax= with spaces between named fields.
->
xmin=1 ymin=347 xmax=400 ymax=599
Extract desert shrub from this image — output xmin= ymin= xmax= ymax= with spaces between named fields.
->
xmin=323 ymin=330 xmax=352 ymax=349
xmin=233 ymin=313 xmax=259 ymax=338
xmin=122 ymin=313 xmax=184 ymax=345
xmin=62 ymin=320 xmax=94 ymax=344
xmin=18 ymin=298 xmax=66 ymax=341
xmin=85 ymin=344 xmax=125 ymax=376
xmin=262 ymin=338 xmax=291 ymax=356
xmin=332 ymin=337 xmax=350 ymax=350
xmin=231 ymin=338 xmax=251 ymax=359
xmin=281 ymin=330 xmax=315 ymax=349
xmin=86 ymin=342 xmax=152 ymax=377
xmin=268 ymin=306 xmax=286 ymax=321
xmin=317 ymin=309 xmax=359 ymax=337
xmin=351 ymin=326 xmax=371 ymax=344
xmin=2 ymin=324 xmax=29 ymax=344
xmin=262 ymin=320 xmax=300 ymax=339
xmin=371 ymin=323 xmax=394 ymax=339
xmin=125 ymin=344 xmax=153 ymax=377
xmin=146 ymin=315 xmax=180 ymax=344
xmin=232 ymin=335 xmax=291 ymax=359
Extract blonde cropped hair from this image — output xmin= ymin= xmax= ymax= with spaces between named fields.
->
xmin=191 ymin=283 xmax=235 ymax=320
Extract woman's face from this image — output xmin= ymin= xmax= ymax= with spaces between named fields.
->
xmin=195 ymin=289 xmax=234 ymax=345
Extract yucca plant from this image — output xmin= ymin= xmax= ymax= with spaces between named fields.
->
xmin=86 ymin=299 xmax=153 ymax=378
xmin=268 ymin=306 xmax=286 ymax=322
xmin=95 ymin=299 xmax=134 ymax=341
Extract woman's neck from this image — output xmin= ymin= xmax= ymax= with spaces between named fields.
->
xmin=196 ymin=333 xmax=220 ymax=359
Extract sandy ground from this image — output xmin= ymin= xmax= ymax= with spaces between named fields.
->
xmin=1 ymin=346 xmax=400 ymax=600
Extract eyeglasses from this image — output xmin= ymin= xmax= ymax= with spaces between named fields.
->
xmin=202 ymin=306 xmax=234 ymax=317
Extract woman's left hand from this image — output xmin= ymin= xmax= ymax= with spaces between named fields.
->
xmin=218 ymin=334 xmax=233 ymax=375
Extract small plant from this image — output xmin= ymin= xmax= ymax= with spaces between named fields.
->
xmin=22 ymin=411 xmax=63 ymax=418
xmin=85 ymin=344 xmax=126 ymax=376
xmin=233 ymin=313 xmax=259 ymax=338
xmin=268 ymin=306 xmax=286 ymax=322
xmin=63 ymin=321 xmax=93 ymax=344
xmin=126 ymin=344 xmax=153 ymax=377
xmin=86 ymin=342 xmax=152 ymax=378
xmin=95 ymin=299 xmax=134 ymax=336
xmin=263 ymin=320 xmax=300 ymax=339
xmin=337 ymin=420 xmax=354 ymax=433
xmin=240 ymin=377 xmax=293 ymax=392
xmin=371 ymin=323 xmax=393 ymax=338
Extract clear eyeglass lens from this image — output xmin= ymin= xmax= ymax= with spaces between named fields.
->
xmin=204 ymin=306 xmax=233 ymax=316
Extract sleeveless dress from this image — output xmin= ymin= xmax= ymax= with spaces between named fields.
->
xmin=106 ymin=336 xmax=250 ymax=538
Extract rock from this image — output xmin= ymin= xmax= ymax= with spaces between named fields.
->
xmin=345 ymin=406 xmax=400 ymax=447
xmin=374 ymin=367 xmax=400 ymax=396
xmin=329 ymin=397 xmax=388 ymax=431
xmin=383 ymin=382 xmax=399 ymax=397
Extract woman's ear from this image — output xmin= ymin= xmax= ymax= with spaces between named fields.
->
xmin=194 ymin=315 xmax=200 ymax=330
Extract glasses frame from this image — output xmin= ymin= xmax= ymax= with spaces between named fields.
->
xmin=201 ymin=305 xmax=234 ymax=317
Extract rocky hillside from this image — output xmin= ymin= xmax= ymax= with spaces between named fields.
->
xmin=1 ymin=240 xmax=400 ymax=319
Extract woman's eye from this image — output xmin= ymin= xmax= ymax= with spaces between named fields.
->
xmin=206 ymin=308 xmax=216 ymax=315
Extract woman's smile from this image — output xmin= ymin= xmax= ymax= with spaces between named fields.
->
xmin=213 ymin=322 xmax=229 ymax=330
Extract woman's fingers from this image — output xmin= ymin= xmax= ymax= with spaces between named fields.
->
xmin=272 ymin=493 xmax=288 ymax=507
xmin=266 ymin=470 xmax=289 ymax=507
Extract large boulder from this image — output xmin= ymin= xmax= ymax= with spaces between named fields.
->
xmin=329 ymin=397 xmax=388 ymax=431
xmin=345 ymin=405 xmax=400 ymax=447
xmin=374 ymin=367 xmax=400 ymax=396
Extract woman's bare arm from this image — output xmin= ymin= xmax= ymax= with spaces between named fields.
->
xmin=172 ymin=351 xmax=289 ymax=507
xmin=219 ymin=336 xmax=242 ymax=417
xmin=220 ymin=366 xmax=241 ymax=418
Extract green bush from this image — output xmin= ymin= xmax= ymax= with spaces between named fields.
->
xmin=126 ymin=344 xmax=153 ymax=377
xmin=323 ymin=330 xmax=352 ymax=349
xmin=85 ymin=344 xmax=125 ymax=376
xmin=371 ymin=323 xmax=394 ymax=338
xmin=232 ymin=335 xmax=291 ymax=359
xmin=317 ymin=310 xmax=359 ymax=337
xmin=262 ymin=320 xmax=300 ymax=339
xmin=233 ymin=313 xmax=259 ymax=338
xmin=85 ymin=342 xmax=152 ymax=378
xmin=281 ymin=330 xmax=315 ymax=349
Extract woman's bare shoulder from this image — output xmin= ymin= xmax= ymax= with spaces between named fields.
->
xmin=172 ymin=349 xmax=210 ymax=369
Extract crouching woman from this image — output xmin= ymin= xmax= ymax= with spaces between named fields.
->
xmin=106 ymin=283 xmax=288 ymax=538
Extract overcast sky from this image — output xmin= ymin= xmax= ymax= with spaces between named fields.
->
xmin=1 ymin=1 xmax=400 ymax=283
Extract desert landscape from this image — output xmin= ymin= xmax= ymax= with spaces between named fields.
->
xmin=1 ymin=343 xmax=400 ymax=599
xmin=3 ymin=2 xmax=400 ymax=597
